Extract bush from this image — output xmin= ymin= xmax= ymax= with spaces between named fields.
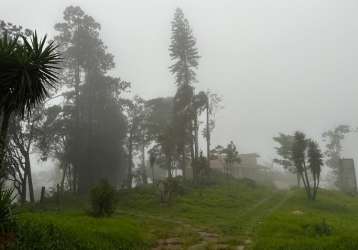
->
xmin=0 ymin=187 xmax=16 ymax=231
xmin=0 ymin=187 xmax=16 ymax=249
xmin=303 ymin=219 xmax=332 ymax=237
xmin=89 ymin=180 xmax=117 ymax=217
xmin=241 ymin=178 xmax=257 ymax=188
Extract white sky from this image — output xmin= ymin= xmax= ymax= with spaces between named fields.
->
xmin=2 ymin=0 xmax=358 ymax=170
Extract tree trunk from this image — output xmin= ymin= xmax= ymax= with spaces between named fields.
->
xmin=167 ymin=157 xmax=172 ymax=179
xmin=296 ymin=173 xmax=301 ymax=187
xmin=141 ymin=143 xmax=147 ymax=184
xmin=128 ymin=132 xmax=133 ymax=188
xmin=151 ymin=165 xmax=155 ymax=184
xmin=25 ymin=154 xmax=34 ymax=203
xmin=73 ymin=57 xmax=81 ymax=193
xmin=0 ymin=110 xmax=11 ymax=179
xmin=190 ymin=121 xmax=196 ymax=180
xmin=61 ymin=163 xmax=67 ymax=192
xmin=206 ymin=99 xmax=210 ymax=168
xmin=21 ymin=171 xmax=28 ymax=203
xmin=194 ymin=111 xmax=199 ymax=161
xmin=182 ymin=150 xmax=186 ymax=179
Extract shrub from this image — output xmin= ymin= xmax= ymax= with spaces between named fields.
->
xmin=303 ymin=219 xmax=332 ymax=237
xmin=0 ymin=187 xmax=16 ymax=231
xmin=0 ymin=187 xmax=16 ymax=249
xmin=241 ymin=178 xmax=257 ymax=188
xmin=89 ymin=180 xmax=117 ymax=217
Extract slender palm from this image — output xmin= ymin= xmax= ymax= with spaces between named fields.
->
xmin=0 ymin=32 xmax=61 ymax=178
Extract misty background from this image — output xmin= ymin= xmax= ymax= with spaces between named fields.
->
xmin=1 ymin=0 xmax=358 ymax=186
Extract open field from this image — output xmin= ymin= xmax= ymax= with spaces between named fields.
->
xmin=16 ymin=180 xmax=358 ymax=250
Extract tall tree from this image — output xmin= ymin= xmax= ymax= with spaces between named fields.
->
xmin=125 ymin=96 xmax=146 ymax=188
xmin=54 ymin=5 xmax=114 ymax=192
xmin=202 ymin=91 xmax=222 ymax=168
xmin=145 ymin=97 xmax=177 ymax=178
xmin=292 ymin=132 xmax=323 ymax=200
xmin=322 ymin=125 xmax=350 ymax=189
xmin=54 ymin=6 xmax=129 ymax=193
xmin=273 ymin=133 xmax=301 ymax=186
xmin=169 ymin=7 xmax=200 ymax=179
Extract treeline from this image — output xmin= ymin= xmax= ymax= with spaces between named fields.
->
xmin=0 ymin=6 xmax=223 ymax=201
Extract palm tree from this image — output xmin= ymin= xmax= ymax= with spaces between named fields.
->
xmin=0 ymin=32 xmax=61 ymax=179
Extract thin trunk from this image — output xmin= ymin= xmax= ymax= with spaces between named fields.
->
xmin=25 ymin=154 xmax=34 ymax=203
xmin=0 ymin=110 xmax=11 ymax=179
xmin=167 ymin=157 xmax=172 ymax=178
xmin=151 ymin=165 xmax=155 ymax=184
xmin=190 ymin=124 xmax=195 ymax=179
xmin=21 ymin=171 xmax=28 ymax=203
xmin=296 ymin=173 xmax=301 ymax=187
xmin=73 ymin=54 xmax=81 ymax=193
xmin=182 ymin=150 xmax=186 ymax=179
xmin=206 ymin=100 xmax=210 ymax=168
xmin=302 ymin=163 xmax=312 ymax=200
xmin=61 ymin=163 xmax=67 ymax=192
xmin=141 ymin=143 xmax=147 ymax=184
xmin=300 ymin=171 xmax=310 ymax=199
xmin=194 ymin=111 xmax=199 ymax=160
xmin=128 ymin=132 xmax=133 ymax=188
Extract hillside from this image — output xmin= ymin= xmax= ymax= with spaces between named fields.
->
xmin=17 ymin=180 xmax=358 ymax=250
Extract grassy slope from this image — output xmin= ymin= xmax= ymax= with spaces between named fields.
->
xmin=254 ymin=189 xmax=358 ymax=250
xmin=18 ymin=180 xmax=358 ymax=250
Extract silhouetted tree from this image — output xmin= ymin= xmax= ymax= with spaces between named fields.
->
xmin=322 ymin=125 xmax=350 ymax=189
xmin=211 ymin=142 xmax=241 ymax=177
xmin=0 ymin=33 xmax=60 ymax=185
xmin=54 ymin=6 xmax=129 ymax=192
xmin=292 ymin=132 xmax=323 ymax=200
xmin=169 ymin=8 xmax=200 ymax=179
xmin=125 ymin=96 xmax=146 ymax=188
xmin=273 ymin=133 xmax=301 ymax=186
xmin=145 ymin=97 xmax=177 ymax=178
xmin=202 ymin=91 xmax=222 ymax=168
xmin=5 ymin=106 xmax=44 ymax=202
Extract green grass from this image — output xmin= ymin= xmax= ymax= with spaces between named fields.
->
xmin=15 ymin=178 xmax=358 ymax=250
xmin=253 ymin=189 xmax=358 ymax=250
xmin=16 ymin=212 xmax=152 ymax=249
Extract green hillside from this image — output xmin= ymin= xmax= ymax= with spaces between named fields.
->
xmin=16 ymin=180 xmax=358 ymax=250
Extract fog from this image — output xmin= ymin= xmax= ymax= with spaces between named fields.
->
xmin=2 ymin=0 xmax=358 ymax=182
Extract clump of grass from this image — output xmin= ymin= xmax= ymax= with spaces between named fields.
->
xmin=303 ymin=219 xmax=332 ymax=237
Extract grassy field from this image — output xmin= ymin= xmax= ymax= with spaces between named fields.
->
xmin=16 ymin=178 xmax=358 ymax=250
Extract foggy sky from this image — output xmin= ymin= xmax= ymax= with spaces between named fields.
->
xmin=2 ymin=0 xmax=358 ymax=170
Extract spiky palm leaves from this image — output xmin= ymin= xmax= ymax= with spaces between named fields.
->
xmin=0 ymin=32 xmax=61 ymax=115
xmin=0 ymin=32 xmax=61 ymax=183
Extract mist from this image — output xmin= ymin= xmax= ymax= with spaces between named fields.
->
xmin=1 ymin=1 xmax=358 ymax=249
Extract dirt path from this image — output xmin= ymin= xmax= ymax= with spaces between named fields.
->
xmin=117 ymin=191 xmax=291 ymax=250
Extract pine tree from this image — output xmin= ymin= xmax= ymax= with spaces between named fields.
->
xmin=169 ymin=8 xmax=199 ymax=87
xmin=169 ymin=8 xmax=200 ymax=179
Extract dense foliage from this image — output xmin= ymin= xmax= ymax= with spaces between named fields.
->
xmin=89 ymin=180 xmax=117 ymax=217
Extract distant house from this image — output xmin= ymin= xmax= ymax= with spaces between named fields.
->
xmin=339 ymin=158 xmax=357 ymax=194
xmin=210 ymin=153 xmax=271 ymax=184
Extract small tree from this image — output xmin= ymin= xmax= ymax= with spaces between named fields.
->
xmin=211 ymin=141 xmax=241 ymax=177
xmin=89 ymin=180 xmax=117 ymax=217
xmin=322 ymin=125 xmax=350 ymax=189
xmin=292 ymin=132 xmax=323 ymax=200
xmin=273 ymin=133 xmax=301 ymax=186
